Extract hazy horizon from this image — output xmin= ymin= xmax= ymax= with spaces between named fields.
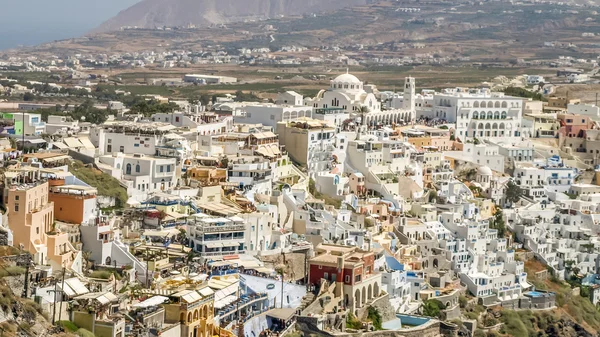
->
xmin=0 ymin=0 xmax=139 ymax=51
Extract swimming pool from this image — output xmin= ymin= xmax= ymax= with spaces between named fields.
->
xmin=381 ymin=314 xmax=432 ymax=330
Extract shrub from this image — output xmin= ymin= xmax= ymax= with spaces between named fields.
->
xmin=459 ymin=295 xmax=468 ymax=308
xmin=422 ymin=299 xmax=445 ymax=318
xmin=346 ymin=313 xmax=362 ymax=330
xmin=0 ymin=266 xmax=25 ymax=277
xmin=58 ymin=320 xmax=79 ymax=332
xmin=76 ymin=328 xmax=96 ymax=337
xmin=367 ymin=306 xmax=383 ymax=330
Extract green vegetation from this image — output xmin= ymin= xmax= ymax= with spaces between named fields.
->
xmin=463 ymin=303 xmax=486 ymax=320
xmin=346 ymin=313 xmax=362 ymax=330
xmin=0 ymin=285 xmax=14 ymax=312
xmin=0 ymin=266 xmax=25 ymax=277
xmin=458 ymin=295 xmax=468 ymax=309
xmin=128 ymin=99 xmax=179 ymax=116
xmin=488 ymin=206 xmax=507 ymax=237
xmin=367 ymin=307 xmax=383 ymax=330
xmin=22 ymin=300 xmax=45 ymax=321
xmin=58 ymin=320 xmax=79 ymax=332
xmin=76 ymin=328 xmax=96 ymax=337
xmin=69 ymin=161 xmax=128 ymax=208
xmin=422 ymin=299 xmax=445 ymax=318
xmin=505 ymin=181 xmax=523 ymax=204
xmin=504 ymin=87 xmax=546 ymax=101
xmin=34 ymin=100 xmax=111 ymax=124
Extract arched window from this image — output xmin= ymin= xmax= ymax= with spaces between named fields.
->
xmin=474 ymin=101 xmax=480 ymax=108
xmin=135 ymin=164 xmax=140 ymax=173
xmin=480 ymin=101 xmax=486 ymax=108
xmin=501 ymin=111 xmax=507 ymax=119
xmin=473 ymin=111 xmax=479 ymax=119
xmin=487 ymin=111 xmax=493 ymax=119
xmin=116 ymin=163 xmax=121 ymax=169
xmin=501 ymin=101 xmax=507 ymax=108
xmin=126 ymin=164 xmax=132 ymax=175
xmin=494 ymin=101 xmax=500 ymax=108
xmin=494 ymin=112 xmax=500 ymax=119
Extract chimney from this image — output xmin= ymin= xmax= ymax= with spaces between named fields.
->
xmin=335 ymin=256 xmax=344 ymax=299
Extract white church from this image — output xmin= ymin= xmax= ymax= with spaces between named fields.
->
xmin=305 ymin=73 xmax=416 ymax=127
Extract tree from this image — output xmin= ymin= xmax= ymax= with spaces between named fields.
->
xmin=505 ymin=181 xmax=522 ymax=204
xmin=489 ymin=207 xmax=507 ymax=237
xmin=367 ymin=307 xmax=383 ymax=330
xmin=22 ymin=92 xmax=34 ymax=101
xmin=422 ymin=299 xmax=445 ymax=318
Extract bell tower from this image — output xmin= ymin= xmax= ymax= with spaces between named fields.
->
xmin=403 ymin=77 xmax=416 ymax=120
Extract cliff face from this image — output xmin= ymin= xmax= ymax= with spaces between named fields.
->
xmin=93 ymin=0 xmax=369 ymax=33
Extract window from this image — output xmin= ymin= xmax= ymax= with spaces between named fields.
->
xmin=14 ymin=204 xmax=18 ymax=212
xmin=126 ymin=164 xmax=132 ymax=175
xmin=119 ymin=146 xmax=124 ymax=152
xmin=176 ymin=117 xmax=180 ymax=122
xmin=107 ymin=145 xmax=112 ymax=152
xmin=270 ymin=115 xmax=275 ymax=120
xmin=355 ymin=274 xmax=361 ymax=282
xmin=160 ymin=166 xmax=164 ymax=173
xmin=324 ymin=272 xmax=328 ymax=280
xmin=135 ymin=164 xmax=140 ymax=173
xmin=107 ymin=139 xmax=112 ymax=143
xmin=318 ymin=265 xmax=322 ymax=269
xmin=15 ymin=196 xmax=19 ymax=201
xmin=167 ymin=165 xmax=171 ymax=172
xmin=345 ymin=275 xmax=350 ymax=283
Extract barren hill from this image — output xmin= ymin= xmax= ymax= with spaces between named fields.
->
xmin=94 ymin=0 xmax=371 ymax=33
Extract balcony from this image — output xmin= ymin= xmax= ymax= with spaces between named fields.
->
xmin=191 ymin=224 xmax=246 ymax=233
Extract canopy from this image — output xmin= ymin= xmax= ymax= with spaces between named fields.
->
xmin=133 ymin=296 xmax=169 ymax=308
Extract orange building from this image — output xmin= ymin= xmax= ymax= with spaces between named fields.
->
xmin=49 ymin=184 xmax=98 ymax=225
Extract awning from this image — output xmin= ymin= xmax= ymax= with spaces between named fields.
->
xmin=254 ymin=267 xmax=275 ymax=275
xmin=133 ymin=296 xmax=169 ymax=308
xmin=220 ymin=241 xmax=241 ymax=247
xmin=266 ymin=308 xmax=296 ymax=321
xmin=205 ymin=242 xmax=223 ymax=248
xmin=199 ymin=287 xmax=215 ymax=297
xmin=214 ymin=295 xmax=238 ymax=309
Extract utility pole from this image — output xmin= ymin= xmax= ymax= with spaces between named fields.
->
xmin=145 ymin=248 xmax=150 ymax=288
xmin=21 ymin=253 xmax=31 ymax=298
xmin=51 ymin=279 xmax=58 ymax=325
xmin=113 ymin=260 xmax=118 ymax=293
xmin=57 ymin=266 xmax=66 ymax=323
xmin=281 ymin=253 xmax=285 ymax=308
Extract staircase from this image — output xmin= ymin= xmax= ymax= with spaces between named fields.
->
xmin=112 ymin=238 xmax=147 ymax=283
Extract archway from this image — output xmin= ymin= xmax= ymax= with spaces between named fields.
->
xmin=355 ymin=289 xmax=361 ymax=308
xmin=362 ymin=287 xmax=366 ymax=305
xmin=368 ymin=284 xmax=373 ymax=300
xmin=374 ymin=283 xmax=380 ymax=298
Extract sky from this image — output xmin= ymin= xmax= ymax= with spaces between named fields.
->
xmin=0 ymin=0 xmax=140 ymax=51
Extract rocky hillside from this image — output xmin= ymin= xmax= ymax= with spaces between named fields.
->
xmin=94 ymin=0 xmax=371 ymax=33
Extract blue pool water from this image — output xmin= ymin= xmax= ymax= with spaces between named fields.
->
xmin=525 ymin=291 xmax=544 ymax=297
xmin=382 ymin=314 xmax=431 ymax=330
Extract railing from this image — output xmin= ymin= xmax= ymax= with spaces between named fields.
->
xmin=192 ymin=225 xmax=246 ymax=233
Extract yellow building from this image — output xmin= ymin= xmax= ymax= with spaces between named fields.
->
xmin=5 ymin=167 xmax=81 ymax=272
xmin=164 ymin=288 xmax=216 ymax=337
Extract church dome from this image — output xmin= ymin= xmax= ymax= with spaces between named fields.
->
xmin=477 ymin=166 xmax=493 ymax=176
xmin=333 ymin=73 xmax=361 ymax=84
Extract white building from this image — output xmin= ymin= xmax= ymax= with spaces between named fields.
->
xmin=97 ymin=153 xmax=178 ymax=201
xmin=420 ymin=88 xmax=526 ymax=141
xmin=305 ymin=73 xmax=414 ymax=127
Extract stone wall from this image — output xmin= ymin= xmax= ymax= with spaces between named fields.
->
xmin=357 ymin=293 xmax=396 ymax=322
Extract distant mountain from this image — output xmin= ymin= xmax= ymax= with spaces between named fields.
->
xmin=93 ymin=0 xmax=371 ymax=33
